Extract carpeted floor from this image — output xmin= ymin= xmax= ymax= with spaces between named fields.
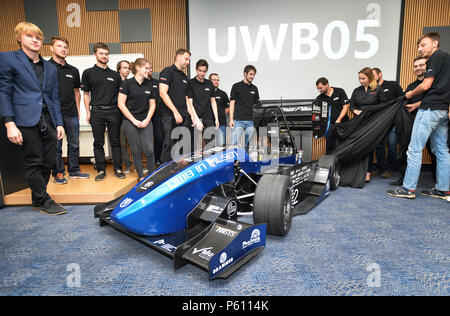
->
xmin=0 ymin=171 xmax=448 ymax=296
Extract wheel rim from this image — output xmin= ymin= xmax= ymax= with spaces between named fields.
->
xmin=282 ymin=189 xmax=292 ymax=230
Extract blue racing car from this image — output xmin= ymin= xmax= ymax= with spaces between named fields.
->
xmin=94 ymin=100 xmax=338 ymax=279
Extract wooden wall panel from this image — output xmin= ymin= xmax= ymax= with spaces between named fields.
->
xmin=399 ymin=0 xmax=450 ymax=89
xmin=0 ymin=0 xmax=25 ymax=52
xmin=0 ymin=0 xmax=186 ymax=73
xmin=119 ymin=0 xmax=187 ymax=72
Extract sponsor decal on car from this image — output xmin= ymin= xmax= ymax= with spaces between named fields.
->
xmin=193 ymin=247 xmax=214 ymax=261
xmin=153 ymin=239 xmax=177 ymax=253
xmin=212 ymin=252 xmax=234 ymax=275
xmin=242 ymin=229 xmax=261 ymax=249
xmin=215 ymin=226 xmax=236 ymax=237
xmin=206 ymin=205 xmax=223 ymax=214
xmin=120 ymin=197 xmax=133 ymax=208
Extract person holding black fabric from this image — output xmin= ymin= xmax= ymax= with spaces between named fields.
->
xmin=388 ymin=32 xmax=450 ymax=200
xmin=187 ymin=59 xmax=219 ymax=150
xmin=390 ymin=56 xmax=428 ymax=186
xmin=0 ymin=22 xmax=66 ymax=215
xmin=371 ymin=68 xmax=404 ymax=178
xmin=349 ymin=67 xmax=383 ymax=183
xmin=118 ymin=58 xmax=156 ymax=181
xmin=49 ymin=36 xmax=90 ymax=184
xmin=210 ymin=73 xmax=230 ymax=147
xmin=159 ymin=49 xmax=194 ymax=162
xmin=82 ymin=42 xmax=124 ymax=181
xmin=315 ymin=77 xmax=350 ymax=154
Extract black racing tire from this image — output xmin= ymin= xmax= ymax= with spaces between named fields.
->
xmin=253 ymin=174 xmax=293 ymax=236
xmin=318 ymin=155 xmax=339 ymax=191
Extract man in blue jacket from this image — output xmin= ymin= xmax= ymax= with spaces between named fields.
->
xmin=0 ymin=22 xmax=66 ymax=215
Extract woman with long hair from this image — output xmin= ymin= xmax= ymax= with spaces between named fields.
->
xmin=349 ymin=67 xmax=383 ymax=182
xmin=118 ymin=58 xmax=156 ymax=181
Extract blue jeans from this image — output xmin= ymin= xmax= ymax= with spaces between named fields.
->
xmin=232 ymin=121 xmax=255 ymax=148
xmin=215 ymin=126 xmax=227 ymax=147
xmin=403 ymin=109 xmax=449 ymax=191
xmin=53 ymin=116 xmax=81 ymax=176
xmin=375 ymin=127 xmax=397 ymax=171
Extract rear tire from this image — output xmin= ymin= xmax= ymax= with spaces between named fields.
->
xmin=253 ymin=174 xmax=292 ymax=236
xmin=318 ymin=155 xmax=339 ymax=191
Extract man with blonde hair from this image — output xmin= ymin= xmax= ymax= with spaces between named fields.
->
xmin=0 ymin=22 xmax=66 ymax=215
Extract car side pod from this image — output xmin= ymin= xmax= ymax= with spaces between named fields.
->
xmin=94 ymin=188 xmax=266 ymax=280
xmin=253 ymin=154 xmax=339 ymax=235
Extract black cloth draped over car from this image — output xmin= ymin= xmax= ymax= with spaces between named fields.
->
xmin=330 ymin=97 xmax=414 ymax=188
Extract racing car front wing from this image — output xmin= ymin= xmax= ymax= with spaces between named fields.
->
xmin=94 ymin=191 xmax=266 ymax=280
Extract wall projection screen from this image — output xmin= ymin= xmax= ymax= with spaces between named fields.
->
xmin=188 ymin=0 xmax=403 ymax=99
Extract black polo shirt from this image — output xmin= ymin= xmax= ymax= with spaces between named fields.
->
xmin=147 ymin=77 xmax=162 ymax=117
xmin=315 ymin=87 xmax=350 ymax=123
xmin=49 ymin=58 xmax=81 ymax=117
xmin=405 ymin=79 xmax=424 ymax=117
xmin=159 ymin=64 xmax=189 ymax=117
xmin=81 ymin=65 xmax=122 ymax=107
xmin=187 ymin=77 xmax=215 ymax=121
xmin=230 ymin=81 xmax=260 ymax=121
xmin=213 ymin=88 xmax=230 ymax=126
xmin=350 ymin=86 xmax=382 ymax=112
xmin=119 ymin=77 xmax=155 ymax=121
xmin=406 ymin=79 xmax=424 ymax=105
xmin=379 ymin=80 xmax=404 ymax=102
xmin=421 ymin=49 xmax=450 ymax=111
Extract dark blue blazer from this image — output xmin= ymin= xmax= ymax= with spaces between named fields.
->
xmin=0 ymin=49 xmax=63 ymax=127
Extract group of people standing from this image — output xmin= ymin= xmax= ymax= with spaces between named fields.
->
xmin=0 ymin=22 xmax=262 ymax=215
xmin=1 ymin=22 xmax=448 ymax=216
xmin=316 ymin=31 xmax=449 ymax=201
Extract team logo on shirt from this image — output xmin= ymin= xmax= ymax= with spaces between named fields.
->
xmin=250 ymin=91 xmax=256 ymax=94
xmin=383 ymin=89 xmax=390 ymax=92
xmin=107 ymin=77 xmax=114 ymax=81
xmin=205 ymin=88 xmax=210 ymax=91
xmin=160 ymin=77 xmax=167 ymax=81
xmin=183 ymin=80 xmax=187 ymax=84
xmin=65 ymin=74 xmax=73 ymax=79
xmin=145 ymin=91 xmax=151 ymax=94
xmin=333 ymin=97 xmax=339 ymax=101
xmin=216 ymin=96 xmax=221 ymax=100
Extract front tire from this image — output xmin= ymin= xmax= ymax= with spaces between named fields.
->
xmin=253 ymin=174 xmax=293 ymax=236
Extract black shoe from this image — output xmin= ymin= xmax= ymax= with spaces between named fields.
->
xmin=381 ymin=170 xmax=392 ymax=178
xmin=115 ymin=169 xmax=125 ymax=179
xmin=386 ymin=187 xmax=416 ymax=199
xmin=40 ymin=199 xmax=67 ymax=215
xmin=421 ymin=188 xmax=450 ymax=201
xmin=389 ymin=178 xmax=403 ymax=186
xmin=95 ymin=171 xmax=106 ymax=181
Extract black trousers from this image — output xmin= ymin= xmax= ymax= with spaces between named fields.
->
xmin=326 ymin=123 xmax=337 ymax=154
xmin=90 ymin=108 xmax=122 ymax=172
xmin=122 ymin=119 xmax=155 ymax=178
xmin=152 ymin=115 xmax=164 ymax=164
xmin=18 ymin=112 xmax=56 ymax=205
xmin=160 ymin=114 xmax=193 ymax=163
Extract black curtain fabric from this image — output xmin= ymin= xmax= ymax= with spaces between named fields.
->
xmin=330 ymin=97 xmax=414 ymax=188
